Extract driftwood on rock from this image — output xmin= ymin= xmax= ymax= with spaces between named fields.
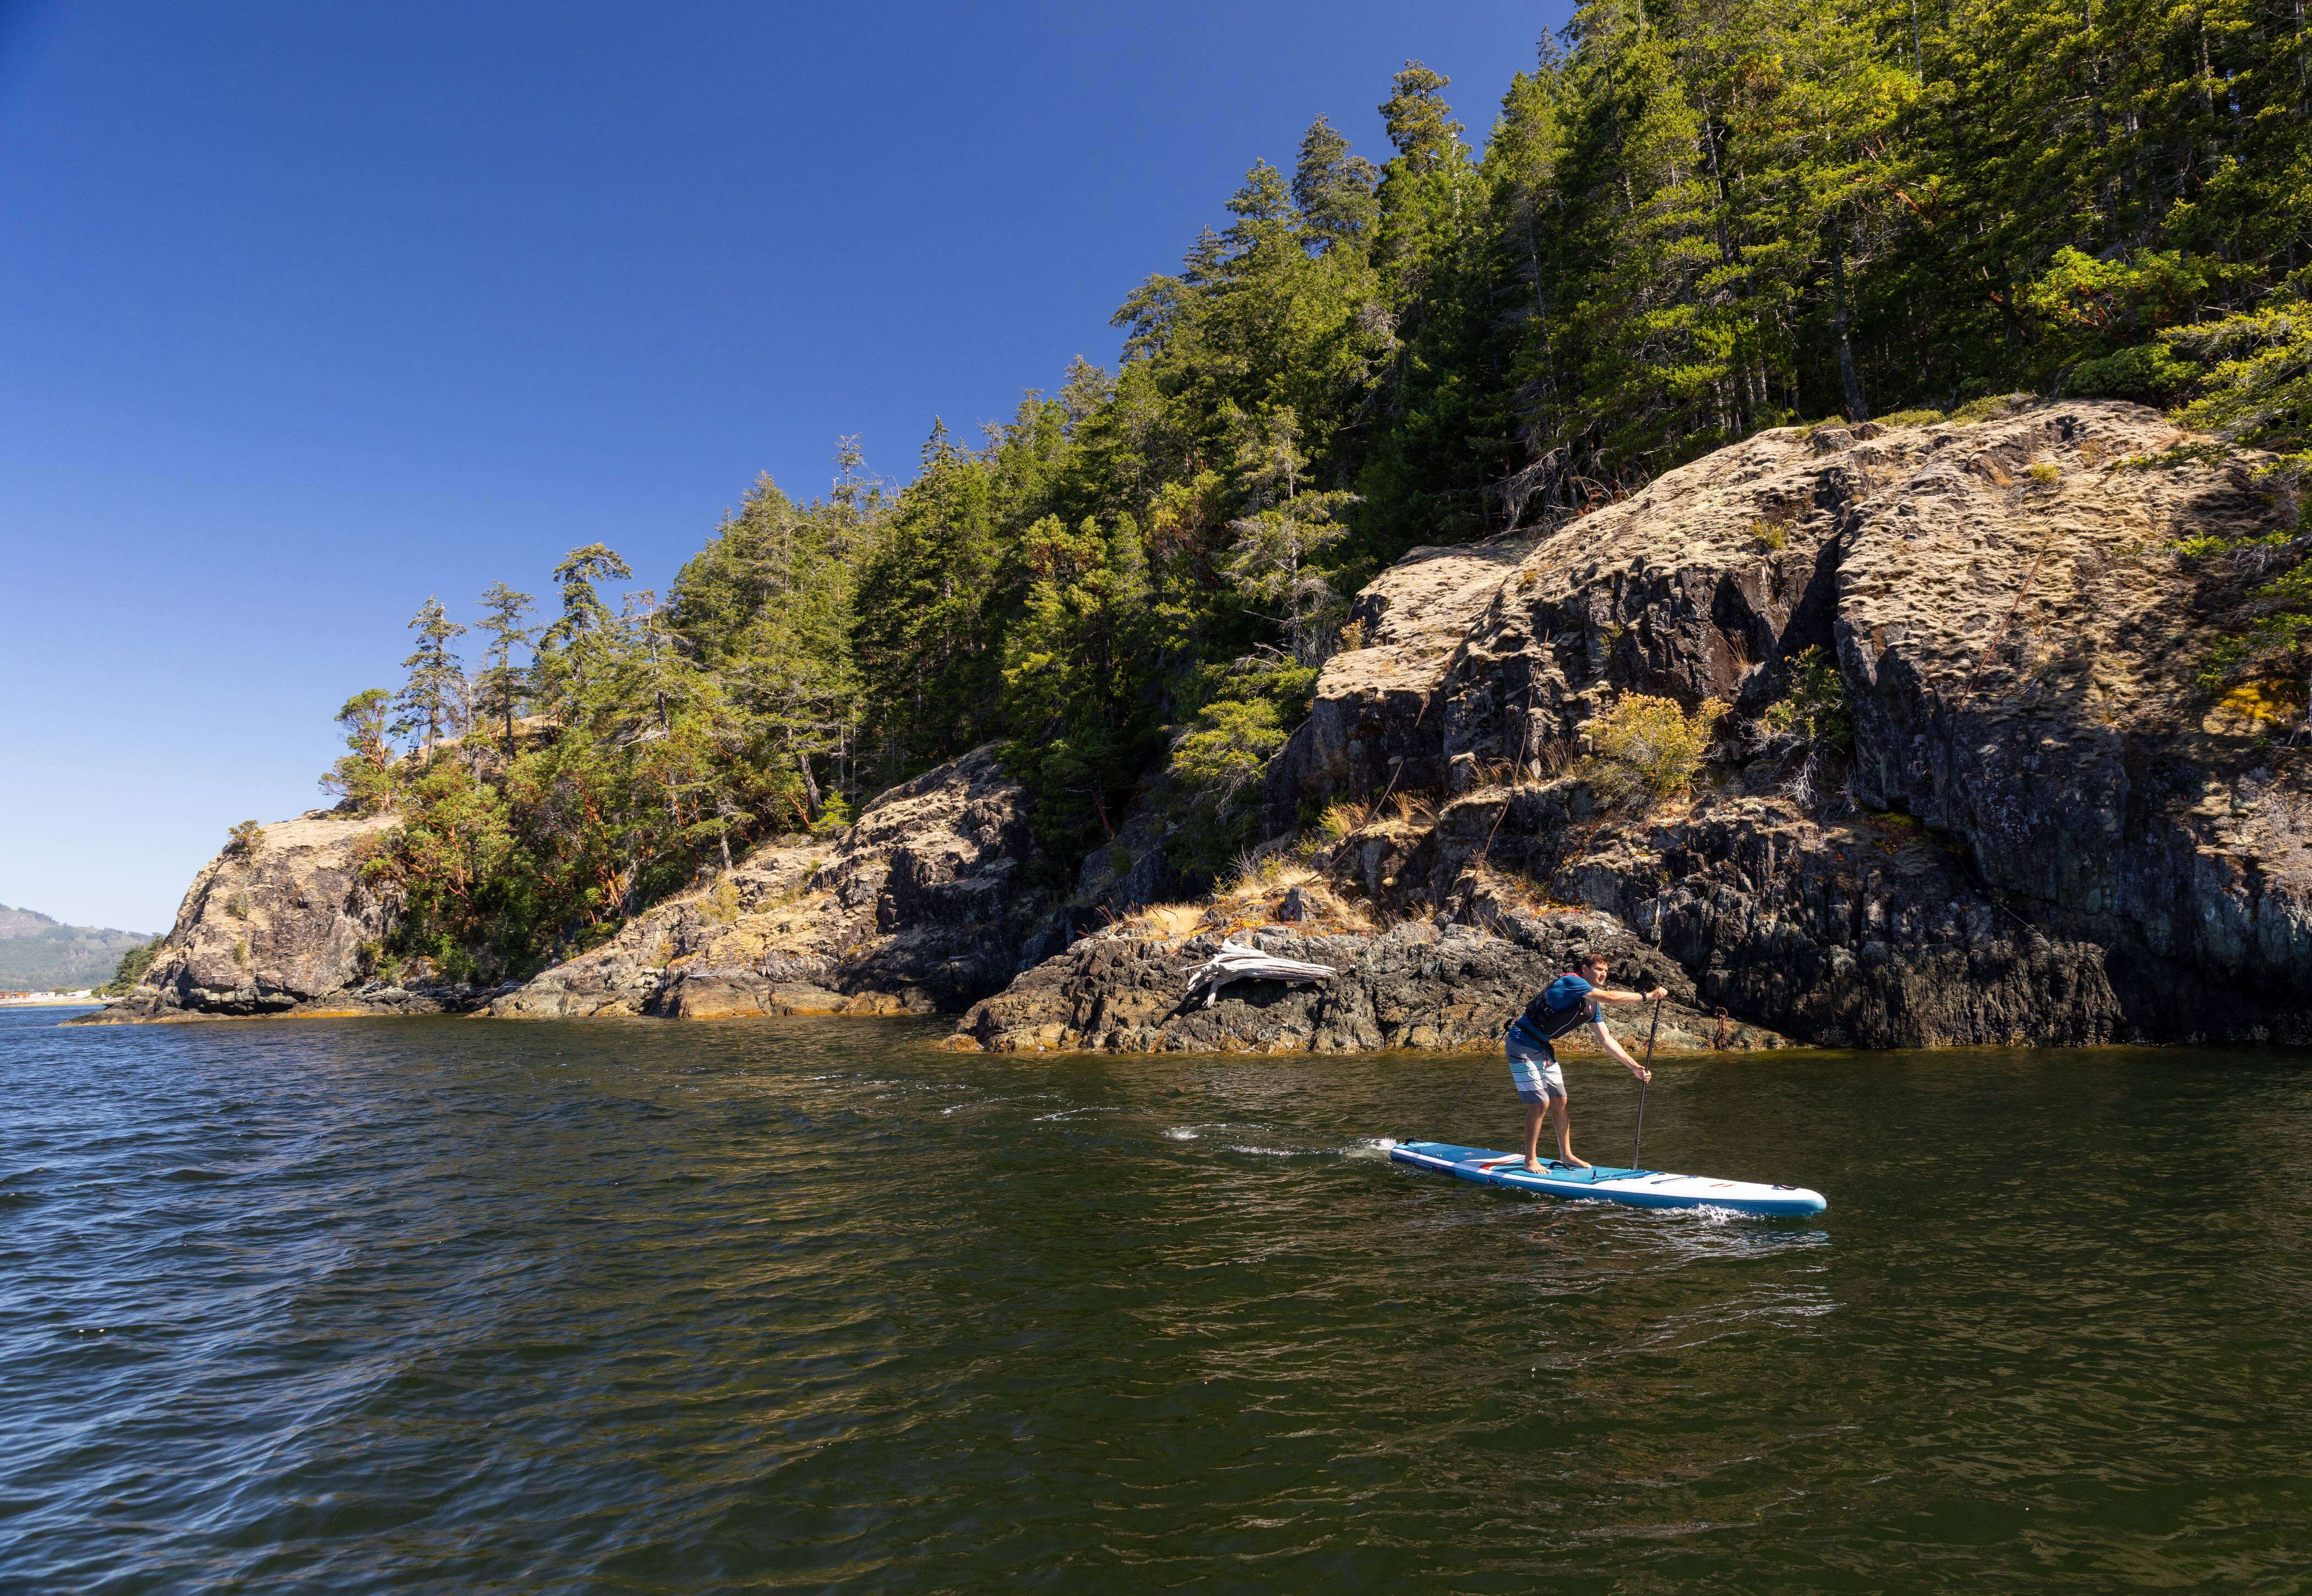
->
xmin=1183 ymin=936 xmax=1337 ymax=1007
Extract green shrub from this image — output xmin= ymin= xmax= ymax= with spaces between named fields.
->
xmin=808 ymin=792 xmax=854 ymax=838
xmin=1951 ymin=394 xmax=2024 ymax=424
xmin=2169 ymin=284 xmax=2312 ymax=472
xmin=1873 ymin=408 xmax=1945 ymax=427
xmin=2060 ymin=341 xmax=2195 ymax=402
xmin=1586 ymin=693 xmax=1727 ymax=802
xmin=1759 ymin=647 xmax=1853 ymax=750
xmin=2176 ymin=530 xmax=2293 ymax=561
xmin=225 ymin=819 xmax=264 ymax=857
xmin=2120 ymin=440 xmax=2233 ymax=472
xmin=701 ymin=877 xmax=743 ymax=926
xmin=96 ymin=938 xmax=161 ymax=997
xmin=2023 ymin=247 xmax=2213 ymax=380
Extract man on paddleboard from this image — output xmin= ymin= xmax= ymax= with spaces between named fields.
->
xmin=1492 ymin=953 xmax=1662 ymax=1173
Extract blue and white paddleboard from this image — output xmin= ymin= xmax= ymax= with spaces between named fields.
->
xmin=1389 ymin=1139 xmax=1826 ymax=1217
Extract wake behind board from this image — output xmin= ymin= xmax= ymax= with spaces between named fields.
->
xmin=1390 ymin=1140 xmax=1826 ymax=1217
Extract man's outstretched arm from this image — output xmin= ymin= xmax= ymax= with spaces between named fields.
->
xmin=1589 ymin=1015 xmax=1654 ymax=1082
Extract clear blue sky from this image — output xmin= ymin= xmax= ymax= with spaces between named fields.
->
xmin=0 ymin=0 xmax=1564 ymax=936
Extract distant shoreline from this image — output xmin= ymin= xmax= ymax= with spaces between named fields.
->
xmin=0 ymin=994 xmax=111 ymax=1008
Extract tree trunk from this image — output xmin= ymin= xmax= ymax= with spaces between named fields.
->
xmin=789 ymin=728 xmax=822 ymax=822
xmin=1830 ymin=232 xmax=1870 ymax=422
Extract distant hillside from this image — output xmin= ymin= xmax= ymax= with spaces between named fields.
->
xmin=0 ymin=904 xmax=159 ymax=990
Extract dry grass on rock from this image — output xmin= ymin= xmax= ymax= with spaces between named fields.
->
xmin=1109 ymin=859 xmax=1381 ymax=945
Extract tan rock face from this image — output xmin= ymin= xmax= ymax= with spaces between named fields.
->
xmin=487 ymin=744 xmax=1052 ymax=1019
xmin=79 ymin=810 xmax=418 ymax=1021
xmin=1253 ymin=400 xmax=2312 ymax=1046
xmin=1296 ymin=539 xmax=1537 ymax=810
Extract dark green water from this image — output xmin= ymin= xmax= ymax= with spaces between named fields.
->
xmin=3 ymin=1008 xmax=2308 ymax=1593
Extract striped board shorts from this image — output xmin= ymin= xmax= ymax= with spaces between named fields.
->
xmin=1507 ymin=1031 xmax=1567 ymax=1102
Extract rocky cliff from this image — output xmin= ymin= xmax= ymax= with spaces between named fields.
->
xmin=484 ymin=744 xmax=1053 ymax=1018
xmin=1285 ymin=399 xmax=2308 ymax=1046
xmin=961 ymin=399 xmax=2311 ymax=1052
xmin=68 ymin=810 xmax=474 ymax=1021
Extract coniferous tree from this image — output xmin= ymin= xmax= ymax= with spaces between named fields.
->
xmin=323 ymin=688 xmax=399 ymax=814
xmin=1292 ymin=116 xmax=1380 ymax=252
xmin=1000 ymin=513 xmax=1154 ymax=841
xmin=535 ymin=544 xmax=634 ymax=715
xmin=394 ymin=597 xmax=467 ymax=756
xmin=1223 ymin=410 xmax=1359 ymax=665
xmin=473 ymin=581 xmax=535 ymax=757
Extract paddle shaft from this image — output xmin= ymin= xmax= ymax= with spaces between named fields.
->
xmin=1632 ymin=997 xmax=1663 ymax=1169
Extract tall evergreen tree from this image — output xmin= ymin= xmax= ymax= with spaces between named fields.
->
xmin=394 ymin=597 xmax=467 ymax=756
xmin=473 ymin=581 xmax=535 ymax=757
xmin=1292 ymin=115 xmax=1380 ymax=252
xmin=1223 ymin=409 xmax=1359 ymax=664
xmin=533 ymin=543 xmax=632 ymax=716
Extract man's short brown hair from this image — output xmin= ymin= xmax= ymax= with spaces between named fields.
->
xmin=1575 ymin=950 xmax=1609 ymax=972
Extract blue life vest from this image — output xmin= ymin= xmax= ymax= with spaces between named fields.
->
xmin=1509 ymin=973 xmax=1595 ymax=1046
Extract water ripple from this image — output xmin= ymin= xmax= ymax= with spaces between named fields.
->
xmin=2 ymin=1013 xmax=2308 ymax=1593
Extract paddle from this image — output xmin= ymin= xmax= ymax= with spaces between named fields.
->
xmin=1631 ymin=996 xmax=1663 ymax=1172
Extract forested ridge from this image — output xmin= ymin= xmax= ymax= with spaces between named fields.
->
xmin=319 ymin=0 xmax=2312 ymax=983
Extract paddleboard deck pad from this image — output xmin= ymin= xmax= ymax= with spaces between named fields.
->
xmin=1390 ymin=1140 xmax=1826 ymax=1217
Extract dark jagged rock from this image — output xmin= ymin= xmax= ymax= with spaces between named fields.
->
xmin=1268 ymin=401 xmax=2312 ymax=1046
xmin=948 ymin=916 xmax=1785 ymax=1055
xmin=1358 ymin=791 xmax=2137 ymax=1047
xmin=1070 ymin=800 xmax=1182 ymax=922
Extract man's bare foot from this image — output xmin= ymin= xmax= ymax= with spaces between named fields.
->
xmin=1523 ymin=1159 xmax=1545 ymax=1173
xmin=1562 ymin=1155 xmax=1591 ymax=1168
